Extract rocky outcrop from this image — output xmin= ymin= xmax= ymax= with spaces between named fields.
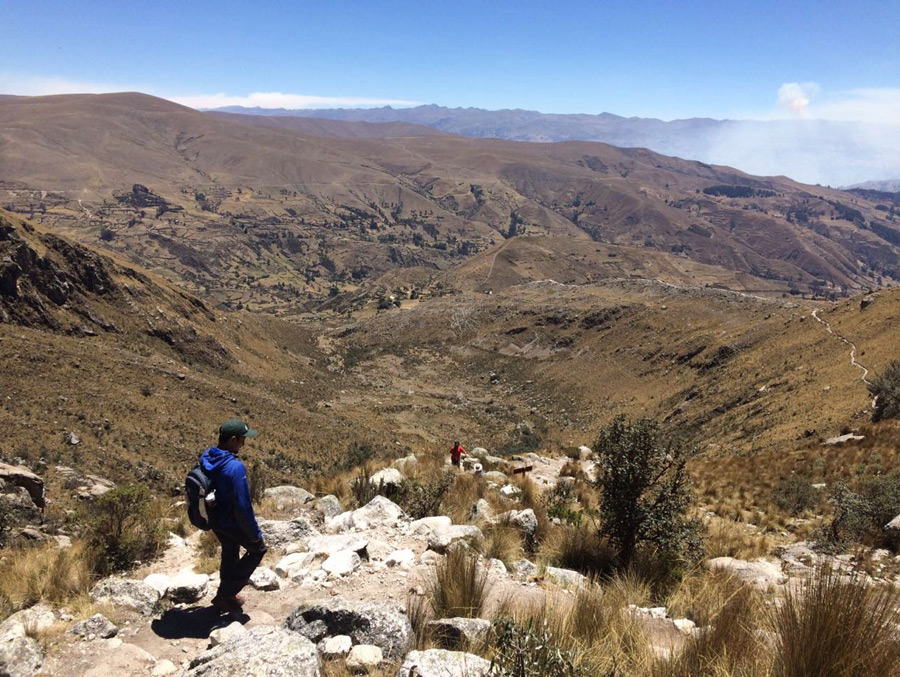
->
xmin=326 ymin=496 xmax=407 ymax=533
xmin=259 ymin=516 xmax=318 ymax=549
xmin=187 ymin=625 xmax=320 ymax=676
xmin=89 ymin=578 xmax=161 ymax=615
xmin=0 ymin=463 xmax=44 ymax=510
xmin=707 ymin=557 xmax=787 ymax=587
xmin=316 ymin=495 xmax=342 ymax=519
xmin=395 ymin=649 xmax=491 ymax=677
xmin=264 ymin=486 xmax=315 ymax=507
xmin=284 ymin=599 xmax=413 ymax=660
xmin=70 ymin=614 xmax=119 ymax=640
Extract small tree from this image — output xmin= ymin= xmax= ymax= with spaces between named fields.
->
xmin=594 ymin=415 xmax=702 ymax=567
xmin=869 ymin=359 xmax=900 ymax=421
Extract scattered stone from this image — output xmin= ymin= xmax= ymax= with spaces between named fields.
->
xmin=284 ymin=599 xmax=413 ymax=659
xmin=249 ymin=567 xmax=280 ymax=591
xmin=90 ymin=578 xmax=161 ymax=615
xmin=499 ymin=484 xmax=521 ymax=497
xmin=166 ymin=571 xmax=209 ymax=604
xmin=71 ymin=614 xmax=118 ymax=639
xmin=187 ymin=625 xmax=319 ymax=676
xmin=209 ymin=621 xmax=246 ymax=647
xmin=822 ymin=433 xmax=865 ymax=446
xmin=427 ymin=525 xmax=483 ymax=553
xmin=578 ymin=445 xmax=593 ymax=459
xmin=346 ymin=644 xmax=383 ymax=672
xmin=316 ymin=495 xmax=343 ymax=519
xmin=259 ymin=516 xmax=319 ymax=549
xmin=385 ymin=549 xmax=415 ymax=568
xmin=321 ymin=634 xmax=352 ymax=659
xmin=706 ymin=557 xmax=787 ymax=587
xmin=54 ymin=535 xmax=72 ymax=549
xmin=427 ymin=618 xmax=491 ymax=649
xmin=544 ymin=566 xmax=587 ymax=589
xmin=486 ymin=558 xmax=507 ymax=577
xmin=674 ymin=618 xmax=697 ymax=634
xmin=322 ymin=550 xmax=362 ymax=578
xmin=369 ymin=468 xmax=404 ymax=488
xmin=66 ymin=432 xmax=81 ymax=445
xmin=392 ymin=455 xmax=418 ymax=473
xmin=420 ymin=550 xmax=440 ymax=565
xmin=167 ymin=533 xmax=187 ymax=548
xmin=395 ymin=649 xmax=491 ymax=677
xmin=18 ymin=528 xmax=45 ymax=541
xmin=264 ymin=486 xmax=315 ymax=507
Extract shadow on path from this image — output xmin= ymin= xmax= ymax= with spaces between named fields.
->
xmin=151 ymin=605 xmax=249 ymax=639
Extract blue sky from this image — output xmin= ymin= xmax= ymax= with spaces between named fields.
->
xmin=1 ymin=0 xmax=899 ymax=122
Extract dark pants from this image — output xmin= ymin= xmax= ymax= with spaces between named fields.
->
xmin=213 ymin=529 xmax=265 ymax=599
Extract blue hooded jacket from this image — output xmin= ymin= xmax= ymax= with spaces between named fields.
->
xmin=200 ymin=446 xmax=262 ymax=542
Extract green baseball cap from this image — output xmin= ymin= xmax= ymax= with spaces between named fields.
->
xmin=219 ymin=419 xmax=258 ymax=439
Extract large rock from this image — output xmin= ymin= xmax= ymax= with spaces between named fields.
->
xmin=0 ymin=636 xmax=42 ymax=677
xmin=469 ymin=499 xmax=493 ymax=522
xmin=427 ymin=525 xmax=483 ymax=553
xmin=0 ymin=604 xmax=56 ymax=640
xmin=409 ymin=516 xmax=451 ymax=536
xmin=249 ymin=567 xmax=280 ymax=591
xmin=544 ymin=566 xmax=587 ymax=589
xmin=187 ymin=625 xmax=320 ymax=676
xmin=208 ymin=621 xmax=246 ymax=648
xmin=274 ymin=552 xmax=322 ymax=580
xmin=143 ymin=573 xmax=171 ymax=597
xmin=306 ymin=533 xmax=369 ymax=557
xmin=90 ymin=578 xmax=161 ymax=615
xmin=321 ymin=550 xmax=361 ymax=578
xmin=0 ymin=462 xmax=44 ymax=509
xmin=392 ymin=456 xmax=418 ymax=473
xmin=395 ymin=649 xmax=491 ymax=677
xmin=259 ymin=516 xmax=319 ymax=549
xmin=482 ymin=471 xmax=508 ymax=485
xmin=70 ymin=614 xmax=118 ymax=639
xmin=321 ymin=634 xmax=352 ymax=659
xmin=285 ymin=599 xmax=413 ymax=660
xmin=347 ymin=644 xmax=383 ymax=672
xmin=386 ymin=549 xmax=415 ymax=568
xmin=369 ymin=468 xmax=404 ymax=488
xmin=166 ymin=571 xmax=209 ymax=604
xmin=316 ymin=495 xmax=343 ymax=519
xmin=327 ymin=496 xmax=407 ymax=533
xmin=492 ymin=509 xmax=537 ymax=537
xmin=706 ymin=557 xmax=787 ymax=587
xmin=426 ymin=618 xmax=491 ymax=649
xmin=264 ymin=486 xmax=315 ymax=507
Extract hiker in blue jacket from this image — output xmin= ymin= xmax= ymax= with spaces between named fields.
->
xmin=201 ymin=419 xmax=266 ymax=614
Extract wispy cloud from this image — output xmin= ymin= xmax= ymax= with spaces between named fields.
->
xmin=0 ymin=72 xmax=420 ymax=110
xmin=168 ymin=91 xmax=421 ymax=110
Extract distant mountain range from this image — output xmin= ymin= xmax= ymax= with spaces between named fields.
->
xmin=213 ymin=104 xmax=900 ymax=189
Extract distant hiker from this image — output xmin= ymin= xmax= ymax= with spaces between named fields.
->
xmin=200 ymin=419 xmax=266 ymax=614
xmin=450 ymin=440 xmax=467 ymax=468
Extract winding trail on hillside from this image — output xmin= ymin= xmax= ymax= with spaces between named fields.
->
xmin=811 ymin=309 xmax=875 ymax=408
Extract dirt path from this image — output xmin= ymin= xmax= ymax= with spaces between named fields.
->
xmin=811 ymin=308 xmax=872 ymax=386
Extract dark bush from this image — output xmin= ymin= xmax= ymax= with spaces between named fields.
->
xmin=81 ymin=484 xmax=166 ymax=575
xmin=822 ymin=471 xmax=900 ymax=548
xmin=869 ymin=359 xmax=900 ymax=421
xmin=772 ymin=474 xmax=816 ymax=515
xmin=594 ymin=415 xmax=703 ymax=568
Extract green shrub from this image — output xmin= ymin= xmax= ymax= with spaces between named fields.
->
xmin=81 ymin=485 xmax=167 ymax=575
xmin=772 ymin=474 xmax=815 ymax=515
xmin=0 ymin=501 xmax=12 ymax=547
xmin=395 ymin=471 xmax=455 ymax=520
xmin=552 ymin=525 xmax=617 ymax=578
xmin=869 ymin=359 xmax=900 ymax=421
xmin=489 ymin=618 xmax=589 ymax=677
xmin=822 ymin=472 xmax=900 ymax=548
xmin=594 ymin=415 xmax=703 ymax=568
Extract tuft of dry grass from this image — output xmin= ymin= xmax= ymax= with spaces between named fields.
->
xmin=0 ymin=543 xmax=93 ymax=621
xmin=440 ymin=473 xmax=487 ymax=524
xmin=479 ymin=520 xmax=523 ymax=568
xmin=542 ymin=524 xmax=617 ymax=579
xmin=426 ymin=546 xmax=491 ymax=619
xmin=705 ymin=516 xmax=774 ymax=560
xmin=772 ymin=566 xmax=900 ymax=676
xmin=194 ymin=530 xmax=221 ymax=575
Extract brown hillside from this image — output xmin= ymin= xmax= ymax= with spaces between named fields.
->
xmin=1 ymin=93 xmax=898 ymax=314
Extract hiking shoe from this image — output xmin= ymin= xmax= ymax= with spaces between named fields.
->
xmin=211 ymin=595 xmax=243 ymax=614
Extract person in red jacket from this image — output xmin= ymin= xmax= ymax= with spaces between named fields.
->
xmin=450 ymin=440 xmax=466 ymax=468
